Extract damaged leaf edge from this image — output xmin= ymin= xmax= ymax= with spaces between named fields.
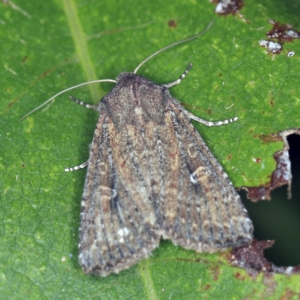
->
xmin=240 ymin=128 xmax=300 ymax=201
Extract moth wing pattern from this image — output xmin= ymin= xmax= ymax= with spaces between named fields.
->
xmin=160 ymin=96 xmax=253 ymax=251
xmin=78 ymin=72 xmax=253 ymax=276
xmin=78 ymin=109 xmax=160 ymax=276
xmin=21 ymin=21 xmax=253 ymax=277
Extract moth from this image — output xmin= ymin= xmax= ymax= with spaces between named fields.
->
xmin=22 ymin=21 xmax=253 ymax=276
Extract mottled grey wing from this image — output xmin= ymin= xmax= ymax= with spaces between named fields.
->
xmin=159 ymin=97 xmax=253 ymax=252
xmin=78 ymin=112 xmax=160 ymax=276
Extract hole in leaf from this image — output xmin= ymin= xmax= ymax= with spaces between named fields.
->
xmin=240 ymin=134 xmax=300 ymax=266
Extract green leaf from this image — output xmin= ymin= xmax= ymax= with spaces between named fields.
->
xmin=1 ymin=0 xmax=300 ymax=298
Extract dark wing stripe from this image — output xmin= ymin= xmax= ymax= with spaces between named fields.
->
xmin=95 ymin=118 xmax=120 ymax=266
xmin=153 ymin=124 xmax=166 ymax=226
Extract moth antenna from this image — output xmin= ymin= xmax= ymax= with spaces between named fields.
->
xmin=133 ymin=20 xmax=214 ymax=74
xmin=20 ymin=79 xmax=117 ymax=121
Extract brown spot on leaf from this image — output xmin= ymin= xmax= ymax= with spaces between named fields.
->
xmin=234 ymin=272 xmax=245 ymax=281
xmin=259 ymin=20 xmax=300 ymax=55
xmin=203 ymin=284 xmax=211 ymax=290
xmin=168 ymin=20 xmax=177 ymax=28
xmin=255 ymin=133 xmax=282 ymax=144
xmin=267 ymin=20 xmax=300 ymax=43
xmin=227 ymin=154 xmax=232 ymax=160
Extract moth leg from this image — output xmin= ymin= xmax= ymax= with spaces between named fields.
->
xmin=166 ymin=65 xmax=239 ymax=127
xmin=164 ymin=64 xmax=193 ymax=88
xmin=69 ymin=96 xmax=97 ymax=110
xmin=65 ymin=161 xmax=88 ymax=172
xmin=65 ymin=96 xmax=96 ymax=172
xmin=188 ymin=112 xmax=239 ymax=127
